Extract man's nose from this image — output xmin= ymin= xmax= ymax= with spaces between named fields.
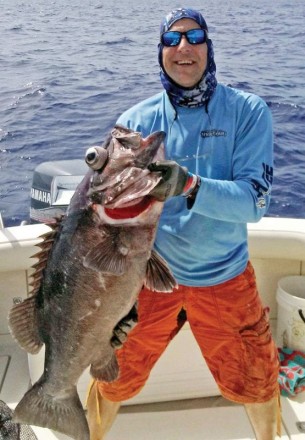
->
xmin=177 ymin=35 xmax=191 ymax=48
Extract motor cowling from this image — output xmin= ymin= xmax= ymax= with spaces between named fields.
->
xmin=30 ymin=160 xmax=87 ymax=224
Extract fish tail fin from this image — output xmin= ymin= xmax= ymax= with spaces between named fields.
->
xmin=13 ymin=380 xmax=89 ymax=440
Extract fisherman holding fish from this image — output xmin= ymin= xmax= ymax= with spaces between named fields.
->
xmin=87 ymin=8 xmax=280 ymax=440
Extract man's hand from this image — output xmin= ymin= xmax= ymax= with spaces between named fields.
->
xmin=110 ymin=303 xmax=138 ymax=349
xmin=148 ymin=160 xmax=189 ymax=201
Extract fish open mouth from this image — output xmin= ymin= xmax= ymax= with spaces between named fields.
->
xmin=89 ymin=128 xmax=166 ymax=221
xmin=104 ymin=197 xmax=154 ymax=220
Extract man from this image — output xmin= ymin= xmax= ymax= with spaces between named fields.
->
xmin=87 ymin=8 xmax=280 ymax=440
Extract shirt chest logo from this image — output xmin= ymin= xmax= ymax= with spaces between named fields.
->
xmin=201 ymin=129 xmax=227 ymax=138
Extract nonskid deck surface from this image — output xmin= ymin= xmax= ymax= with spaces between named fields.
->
xmin=107 ymin=406 xmax=288 ymax=440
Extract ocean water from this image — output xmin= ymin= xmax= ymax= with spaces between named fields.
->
xmin=0 ymin=0 xmax=304 ymax=226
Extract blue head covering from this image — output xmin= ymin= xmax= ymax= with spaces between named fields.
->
xmin=158 ymin=8 xmax=217 ymax=108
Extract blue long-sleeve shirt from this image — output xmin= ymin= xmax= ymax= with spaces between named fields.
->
xmin=117 ymin=83 xmax=274 ymax=286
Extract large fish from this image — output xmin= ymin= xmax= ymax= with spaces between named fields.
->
xmin=8 ymin=125 xmax=176 ymax=440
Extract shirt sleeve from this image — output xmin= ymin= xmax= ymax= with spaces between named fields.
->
xmin=193 ymin=97 xmax=274 ymax=223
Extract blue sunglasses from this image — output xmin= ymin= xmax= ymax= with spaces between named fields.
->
xmin=161 ymin=29 xmax=208 ymax=47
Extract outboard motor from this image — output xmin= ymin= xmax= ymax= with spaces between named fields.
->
xmin=30 ymin=160 xmax=87 ymax=224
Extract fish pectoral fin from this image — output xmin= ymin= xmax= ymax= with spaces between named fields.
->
xmin=90 ymin=353 xmax=119 ymax=382
xmin=144 ymin=250 xmax=178 ymax=293
xmin=83 ymin=238 xmax=128 ymax=275
xmin=8 ymin=296 xmax=43 ymax=354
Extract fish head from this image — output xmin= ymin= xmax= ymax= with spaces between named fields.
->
xmin=85 ymin=125 xmax=166 ymax=223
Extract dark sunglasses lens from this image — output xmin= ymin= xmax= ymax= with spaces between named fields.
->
xmin=162 ymin=31 xmax=181 ymax=46
xmin=186 ymin=29 xmax=206 ymax=44
xmin=162 ymin=29 xmax=207 ymax=47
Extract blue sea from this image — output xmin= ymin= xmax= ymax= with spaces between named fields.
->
xmin=1 ymin=0 xmax=304 ymax=226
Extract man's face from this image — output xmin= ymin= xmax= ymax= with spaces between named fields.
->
xmin=162 ymin=18 xmax=208 ymax=88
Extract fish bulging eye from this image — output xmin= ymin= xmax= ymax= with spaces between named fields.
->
xmin=85 ymin=146 xmax=108 ymax=171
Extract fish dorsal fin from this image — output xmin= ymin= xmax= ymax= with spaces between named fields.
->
xmin=28 ymin=218 xmax=62 ymax=296
xmin=83 ymin=234 xmax=129 ymax=275
xmin=8 ymin=218 xmax=63 ymax=353
xmin=8 ymin=296 xmax=43 ymax=354
xmin=144 ymin=250 xmax=177 ymax=293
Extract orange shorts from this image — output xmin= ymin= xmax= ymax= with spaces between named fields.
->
xmin=98 ymin=262 xmax=280 ymax=404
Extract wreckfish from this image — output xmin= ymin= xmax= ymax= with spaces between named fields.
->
xmin=8 ymin=125 xmax=176 ymax=440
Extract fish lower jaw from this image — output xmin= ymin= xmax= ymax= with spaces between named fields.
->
xmin=95 ymin=198 xmax=160 ymax=224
